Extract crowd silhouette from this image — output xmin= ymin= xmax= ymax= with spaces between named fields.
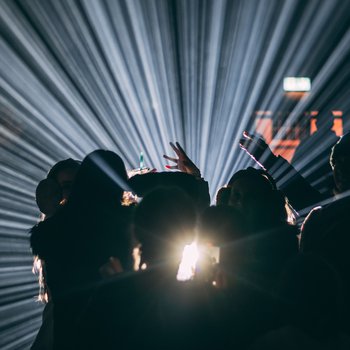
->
xmin=29 ymin=131 xmax=350 ymax=349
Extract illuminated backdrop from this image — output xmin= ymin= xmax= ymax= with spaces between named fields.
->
xmin=0 ymin=0 xmax=350 ymax=348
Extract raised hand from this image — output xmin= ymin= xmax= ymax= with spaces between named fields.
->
xmin=239 ymin=131 xmax=276 ymax=170
xmin=163 ymin=142 xmax=201 ymax=178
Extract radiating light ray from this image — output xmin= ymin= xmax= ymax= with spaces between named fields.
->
xmin=226 ymin=3 xmax=350 ymax=203
xmin=1 ymin=1 xmax=350 ymax=348
xmin=248 ymin=25 xmax=350 ymax=185
xmin=297 ymin=189 xmax=350 ymax=217
xmin=0 ymin=209 xmax=37 ymax=222
xmin=0 ymin=166 xmax=38 ymax=188
xmin=1 ymin=0 xmax=123 ymax=155
xmin=271 ymin=28 xmax=350 ymax=144
xmin=0 ymin=55 xmax=92 ymax=157
xmin=213 ymin=0 xmax=299 ymax=190
xmin=0 ymin=196 xmax=34 ymax=212
xmin=258 ymin=1 xmax=337 ymax=114
xmin=81 ymin=0 xmax=169 ymax=167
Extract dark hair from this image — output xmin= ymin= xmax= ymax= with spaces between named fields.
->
xmin=35 ymin=178 xmax=62 ymax=216
xmin=228 ymin=167 xmax=295 ymax=226
xmin=330 ymin=131 xmax=350 ymax=168
xmin=69 ymin=150 xmax=128 ymax=207
xmin=47 ymin=158 xmax=81 ymax=180
xmin=129 ymin=172 xmax=210 ymax=210
xmin=228 ymin=167 xmax=277 ymax=191
xmin=215 ymin=186 xmax=232 ymax=206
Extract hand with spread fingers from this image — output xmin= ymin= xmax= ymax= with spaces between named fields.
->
xmin=163 ymin=142 xmax=201 ymax=178
xmin=239 ymin=131 xmax=276 ymax=170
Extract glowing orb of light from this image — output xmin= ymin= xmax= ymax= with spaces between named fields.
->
xmin=176 ymin=242 xmax=199 ymax=281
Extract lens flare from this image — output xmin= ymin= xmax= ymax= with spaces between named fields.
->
xmin=1 ymin=0 xmax=350 ymax=348
xmin=176 ymin=242 xmax=199 ymax=281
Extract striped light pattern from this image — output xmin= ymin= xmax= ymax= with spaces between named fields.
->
xmin=1 ymin=0 xmax=350 ymax=348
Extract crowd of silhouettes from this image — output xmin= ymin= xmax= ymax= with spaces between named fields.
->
xmin=29 ymin=131 xmax=350 ymax=349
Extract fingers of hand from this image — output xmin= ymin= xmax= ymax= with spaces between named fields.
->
xmin=243 ymin=131 xmax=252 ymax=140
xmin=175 ymin=142 xmax=187 ymax=156
xmin=163 ymin=154 xmax=178 ymax=162
xmin=239 ymin=138 xmax=252 ymax=150
xmin=239 ymin=138 xmax=249 ymax=147
xmin=169 ymin=142 xmax=181 ymax=156
xmin=165 ymin=165 xmax=178 ymax=170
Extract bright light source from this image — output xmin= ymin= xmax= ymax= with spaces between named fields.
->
xmin=1 ymin=0 xmax=349 ymax=346
xmin=177 ymin=242 xmax=199 ymax=281
xmin=283 ymin=77 xmax=311 ymax=92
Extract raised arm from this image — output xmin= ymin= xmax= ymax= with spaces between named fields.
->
xmin=163 ymin=142 xmax=202 ymax=178
xmin=239 ymin=131 xmax=322 ymax=212
xmin=239 ymin=131 xmax=277 ymax=171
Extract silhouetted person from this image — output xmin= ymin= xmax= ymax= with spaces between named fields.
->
xmin=129 ymin=171 xmax=210 ymax=212
xmin=215 ymin=186 xmax=232 ymax=206
xmin=78 ymin=187 xmax=225 ymax=349
xmin=226 ymin=168 xmax=299 ymax=287
xmin=30 ymin=150 xmax=132 ymax=350
xmin=238 ymin=129 xmax=349 ymax=341
xmin=207 ymin=169 xmax=299 ymax=348
xmin=46 ymin=158 xmax=81 ymax=202
xmin=300 ymin=132 xmax=350 ymax=333
xmin=31 ymin=159 xmax=80 ymax=350
xmin=35 ymin=178 xmax=62 ymax=219
xmin=251 ymin=254 xmax=350 ymax=350
xmin=239 ymin=131 xmax=323 ymax=211
xmin=292 ymin=111 xmax=339 ymax=197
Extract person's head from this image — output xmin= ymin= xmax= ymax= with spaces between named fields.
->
xmin=69 ymin=150 xmax=128 ymax=208
xmin=330 ymin=132 xmax=350 ymax=193
xmin=227 ymin=168 xmax=292 ymax=229
xmin=47 ymin=158 xmax=80 ymax=200
xmin=134 ymin=187 xmax=197 ymax=266
xmin=215 ymin=186 xmax=231 ymax=206
xmin=228 ymin=168 xmax=276 ymax=210
xmin=129 ymin=172 xmax=210 ymax=211
xmin=35 ymin=178 xmax=62 ymax=218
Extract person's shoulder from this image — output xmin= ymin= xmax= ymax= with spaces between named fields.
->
xmin=301 ymin=205 xmax=324 ymax=233
xmin=30 ymin=216 xmax=58 ymax=256
xmin=319 ymin=195 xmax=350 ymax=226
xmin=306 ymin=195 xmax=350 ymax=225
xmin=324 ymin=194 xmax=350 ymax=210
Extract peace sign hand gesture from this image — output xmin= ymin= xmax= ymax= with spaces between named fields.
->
xmin=163 ymin=142 xmax=201 ymax=178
